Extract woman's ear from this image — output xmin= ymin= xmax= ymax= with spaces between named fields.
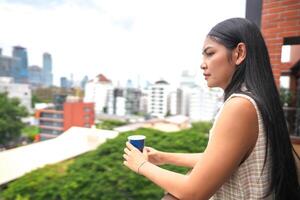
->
xmin=234 ymin=43 xmax=246 ymax=66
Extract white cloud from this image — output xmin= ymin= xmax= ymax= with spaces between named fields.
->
xmin=0 ymin=0 xmax=246 ymax=87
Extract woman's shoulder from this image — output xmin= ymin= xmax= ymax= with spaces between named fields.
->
xmin=223 ymin=95 xmax=257 ymax=118
xmin=213 ymin=95 xmax=259 ymax=140
xmin=210 ymin=93 xmax=258 ymax=133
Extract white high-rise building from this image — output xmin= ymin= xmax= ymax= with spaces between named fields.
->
xmin=139 ymin=89 xmax=148 ymax=114
xmin=107 ymin=87 xmax=142 ymax=116
xmin=169 ymin=91 xmax=177 ymax=115
xmin=84 ymin=74 xmax=113 ymax=115
xmin=115 ymin=96 xmax=126 ymax=116
xmin=107 ymin=88 xmax=114 ymax=115
xmin=148 ymin=80 xmax=172 ymax=118
xmin=0 ymin=77 xmax=32 ymax=113
xmin=190 ymin=86 xmax=223 ymax=121
xmin=177 ymin=70 xmax=223 ymax=121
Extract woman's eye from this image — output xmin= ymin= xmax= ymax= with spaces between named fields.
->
xmin=206 ymin=52 xmax=214 ymax=56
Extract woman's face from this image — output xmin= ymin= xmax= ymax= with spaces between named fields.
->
xmin=201 ymin=37 xmax=237 ymax=90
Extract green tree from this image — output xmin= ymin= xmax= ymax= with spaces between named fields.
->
xmin=0 ymin=92 xmax=28 ymax=148
xmin=31 ymin=94 xmax=42 ymax=108
xmin=22 ymin=126 xmax=40 ymax=142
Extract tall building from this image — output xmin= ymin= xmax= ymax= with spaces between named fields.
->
xmin=111 ymin=88 xmax=126 ymax=116
xmin=80 ymin=75 xmax=89 ymax=89
xmin=107 ymin=87 xmax=142 ymax=116
xmin=28 ymin=65 xmax=43 ymax=88
xmin=177 ymin=70 xmax=223 ymax=121
xmin=0 ymin=55 xmax=20 ymax=80
xmin=84 ymin=74 xmax=113 ymax=115
xmin=60 ymin=77 xmax=71 ymax=89
xmin=148 ymin=80 xmax=172 ymax=118
xmin=12 ymin=46 xmax=28 ymax=83
xmin=169 ymin=91 xmax=177 ymax=115
xmin=125 ymin=88 xmax=142 ymax=115
xmin=139 ymin=88 xmax=149 ymax=114
xmin=43 ymin=53 xmax=53 ymax=87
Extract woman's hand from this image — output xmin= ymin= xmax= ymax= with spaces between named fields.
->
xmin=145 ymin=146 xmax=166 ymax=165
xmin=123 ymin=142 xmax=148 ymax=174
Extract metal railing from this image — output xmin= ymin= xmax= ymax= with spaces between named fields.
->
xmin=283 ymin=106 xmax=300 ymax=137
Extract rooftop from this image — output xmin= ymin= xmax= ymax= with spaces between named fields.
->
xmin=0 ymin=127 xmax=119 ymax=185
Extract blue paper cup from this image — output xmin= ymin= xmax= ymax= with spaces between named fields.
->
xmin=128 ymin=135 xmax=146 ymax=152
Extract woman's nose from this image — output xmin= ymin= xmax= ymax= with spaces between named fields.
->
xmin=200 ymin=63 xmax=207 ymax=70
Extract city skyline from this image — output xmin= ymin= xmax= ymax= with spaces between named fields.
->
xmin=0 ymin=0 xmax=246 ymax=87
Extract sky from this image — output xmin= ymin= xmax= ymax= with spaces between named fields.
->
xmin=0 ymin=0 xmax=246 ymax=87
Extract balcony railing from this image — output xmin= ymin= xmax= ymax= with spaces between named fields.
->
xmin=283 ymin=106 xmax=300 ymax=137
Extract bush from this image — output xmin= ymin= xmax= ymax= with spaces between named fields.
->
xmin=22 ymin=126 xmax=40 ymax=142
xmin=1 ymin=122 xmax=210 ymax=200
xmin=96 ymin=120 xmax=127 ymax=130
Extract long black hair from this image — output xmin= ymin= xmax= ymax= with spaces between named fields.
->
xmin=208 ymin=18 xmax=299 ymax=199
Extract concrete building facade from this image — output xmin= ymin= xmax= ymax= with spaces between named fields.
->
xmin=36 ymin=101 xmax=95 ymax=140
xmin=148 ymin=80 xmax=172 ymax=118
xmin=0 ymin=77 xmax=31 ymax=113
xmin=84 ymin=74 xmax=113 ymax=115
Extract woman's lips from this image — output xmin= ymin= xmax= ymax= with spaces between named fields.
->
xmin=203 ymin=73 xmax=211 ymax=80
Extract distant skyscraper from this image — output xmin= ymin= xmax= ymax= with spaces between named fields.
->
xmin=60 ymin=77 xmax=70 ymax=89
xmin=13 ymin=46 xmax=28 ymax=83
xmin=43 ymin=52 xmax=53 ymax=87
xmin=0 ymin=54 xmax=20 ymax=80
xmin=80 ymin=75 xmax=88 ymax=89
xmin=28 ymin=65 xmax=43 ymax=88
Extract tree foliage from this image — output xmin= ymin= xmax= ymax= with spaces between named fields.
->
xmin=0 ymin=92 xmax=28 ymax=148
xmin=96 ymin=119 xmax=128 ymax=130
xmin=1 ymin=122 xmax=211 ymax=200
xmin=32 ymin=87 xmax=79 ymax=103
xmin=22 ymin=126 xmax=40 ymax=142
xmin=31 ymin=94 xmax=43 ymax=108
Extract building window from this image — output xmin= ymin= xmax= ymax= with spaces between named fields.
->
xmin=84 ymin=107 xmax=91 ymax=112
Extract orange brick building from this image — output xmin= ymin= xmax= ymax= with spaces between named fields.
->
xmin=63 ymin=102 xmax=95 ymax=131
xmin=36 ymin=102 xmax=95 ymax=140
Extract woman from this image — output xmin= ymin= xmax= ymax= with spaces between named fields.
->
xmin=123 ymin=18 xmax=300 ymax=200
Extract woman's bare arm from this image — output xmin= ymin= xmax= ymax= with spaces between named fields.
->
xmin=158 ymin=152 xmax=203 ymax=168
xmin=134 ymin=97 xmax=259 ymax=199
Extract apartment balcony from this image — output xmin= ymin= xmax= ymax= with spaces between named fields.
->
xmin=39 ymin=125 xmax=64 ymax=131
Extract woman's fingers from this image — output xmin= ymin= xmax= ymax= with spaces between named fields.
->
xmin=126 ymin=141 xmax=135 ymax=150
xmin=124 ymin=148 xmax=130 ymax=155
xmin=144 ymin=147 xmax=153 ymax=153
xmin=123 ymin=153 xmax=129 ymax=160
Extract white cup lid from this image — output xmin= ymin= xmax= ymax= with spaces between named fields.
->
xmin=128 ymin=135 xmax=146 ymax=140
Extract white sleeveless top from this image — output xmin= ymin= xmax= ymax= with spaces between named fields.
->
xmin=209 ymin=93 xmax=273 ymax=200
